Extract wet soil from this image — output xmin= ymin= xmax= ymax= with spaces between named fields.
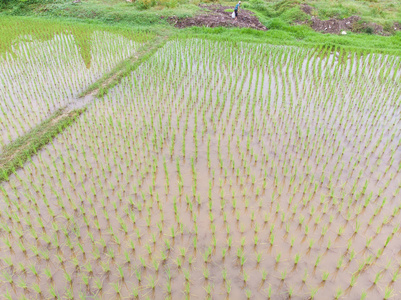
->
xmin=167 ymin=5 xmax=267 ymax=31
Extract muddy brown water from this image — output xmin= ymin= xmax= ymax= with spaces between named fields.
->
xmin=0 ymin=39 xmax=400 ymax=299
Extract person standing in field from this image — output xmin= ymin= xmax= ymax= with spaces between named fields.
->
xmin=234 ymin=1 xmax=241 ymax=21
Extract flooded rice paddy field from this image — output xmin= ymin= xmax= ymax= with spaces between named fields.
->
xmin=0 ymin=31 xmax=141 ymax=150
xmin=1 ymin=39 xmax=401 ymax=299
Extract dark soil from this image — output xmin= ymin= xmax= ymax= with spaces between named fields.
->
xmin=300 ymin=4 xmax=313 ymax=15
xmin=167 ymin=5 xmax=267 ymax=31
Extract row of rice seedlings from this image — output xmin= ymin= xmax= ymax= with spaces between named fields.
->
xmin=0 ymin=39 xmax=400 ymax=299
xmin=0 ymin=21 xmax=150 ymax=150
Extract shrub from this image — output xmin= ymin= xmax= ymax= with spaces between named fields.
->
xmin=267 ymin=18 xmax=289 ymax=30
xmin=167 ymin=0 xmax=178 ymax=8
xmin=136 ymin=0 xmax=153 ymax=9
xmin=365 ymin=26 xmax=374 ymax=34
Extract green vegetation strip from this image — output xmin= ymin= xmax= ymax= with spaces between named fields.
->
xmin=177 ymin=27 xmax=401 ymax=56
xmin=0 ymin=108 xmax=85 ymax=182
xmin=81 ymin=35 xmax=169 ymax=98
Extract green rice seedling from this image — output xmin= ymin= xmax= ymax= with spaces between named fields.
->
xmin=349 ymin=274 xmax=358 ymax=287
xmin=281 ymin=270 xmax=287 ymax=281
xmin=204 ymin=283 xmax=212 ymax=296
xmin=302 ymin=269 xmax=308 ymax=283
xmin=147 ymin=275 xmax=157 ymax=290
xmin=226 ymin=280 xmax=231 ymax=295
xmin=276 ymin=253 xmax=281 ymax=264
xmin=322 ymin=271 xmax=329 ymax=282
xmin=384 ymin=287 xmax=394 ymax=299
xmin=1 ymin=271 xmax=14 ymax=285
xmin=392 ymin=269 xmax=399 ymax=283
xmin=28 ymin=264 xmax=39 ymax=278
xmin=335 ymin=288 xmax=343 ymax=299
xmin=374 ymin=272 xmax=383 ymax=285
xmin=337 ymin=256 xmax=344 ymax=270
xmin=294 ymin=253 xmax=300 ymax=266
xmin=256 ymin=252 xmax=262 ymax=264
xmin=243 ymin=271 xmax=249 ymax=283
xmin=261 ymin=269 xmax=268 ymax=283
xmin=309 ymin=287 xmax=318 ymax=299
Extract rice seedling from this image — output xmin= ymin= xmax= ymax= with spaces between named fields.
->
xmin=1 ymin=38 xmax=400 ymax=299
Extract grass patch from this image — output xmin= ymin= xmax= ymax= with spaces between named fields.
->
xmin=177 ymin=25 xmax=401 ymax=55
xmin=1 ymin=0 xmax=200 ymax=27
xmin=0 ymin=108 xmax=86 ymax=182
xmin=244 ymin=0 xmax=401 ymax=30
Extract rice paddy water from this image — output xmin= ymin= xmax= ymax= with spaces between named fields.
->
xmin=0 ymin=38 xmax=400 ymax=299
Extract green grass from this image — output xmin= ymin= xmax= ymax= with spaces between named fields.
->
xmin=2 ymin=0 xmax=400 ymax=55
xmin=309 ymin=0 xmax=400 ymax=24
xmin=244 ymin=0 xmax=401 ymax=27
xmin=177 ymin=25 xmax=401 ymax=55
xmin=1 ymin=0 xmax=200 ymax=26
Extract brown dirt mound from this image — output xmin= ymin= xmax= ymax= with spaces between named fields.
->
xmin=298 ymin=4 xmax=395 ymax=35
xmin=309 ymin=15 xmax=361 ymax=34
xmin=300 ymin=4 xmax=313 ymax=15
xmin=167 ymin=5 xmax=267 ymax=31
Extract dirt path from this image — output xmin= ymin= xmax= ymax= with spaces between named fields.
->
xmin=168 ymin=5 xmax=267 ymax=31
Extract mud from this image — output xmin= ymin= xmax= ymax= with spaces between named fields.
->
xmin=167 ymin=5 xmax=267 ymax=31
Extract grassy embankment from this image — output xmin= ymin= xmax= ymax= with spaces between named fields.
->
xmin=1 ymin=0 xmax=401 ymax=54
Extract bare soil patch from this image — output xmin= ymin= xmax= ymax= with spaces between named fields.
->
xmin=299 ymin=4 xmax=398 ymax=35
xmin=167 ymin=5 xmax=267 ymax=31
xmin=300 ymin=4 xmax=313 ymax=15
xmin=309 ymin=15 xmax=362 ymax=34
